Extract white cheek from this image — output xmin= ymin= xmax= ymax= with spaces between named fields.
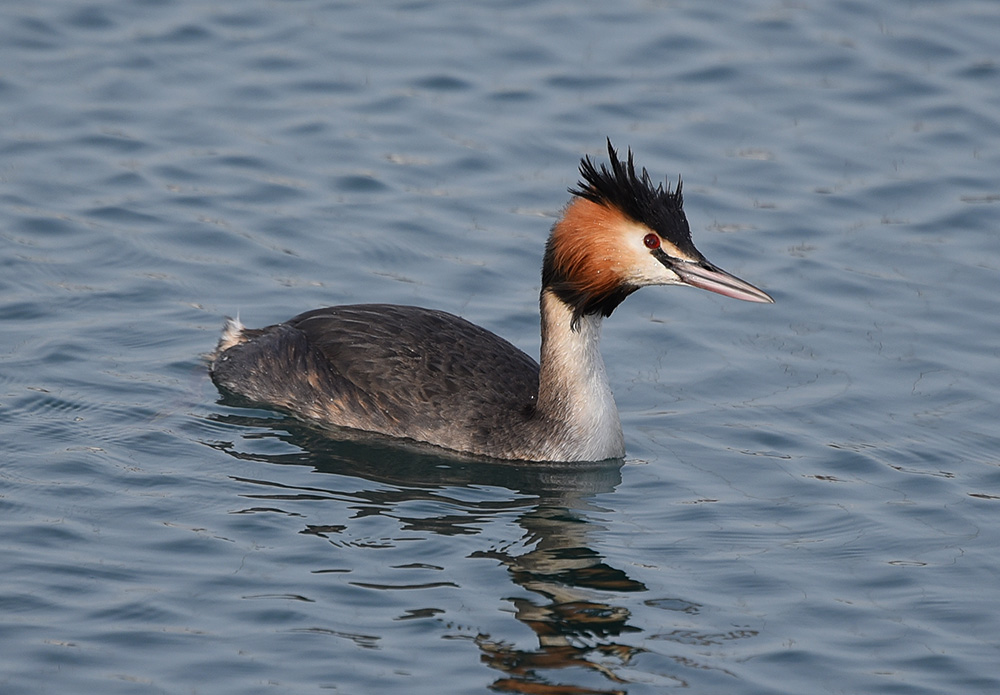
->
xmin=619 ymin=232 xmax=684 ymax=286
xmin=630 ymin=256 xmax=683 ymax=286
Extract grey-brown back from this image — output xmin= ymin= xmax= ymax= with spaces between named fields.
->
xmin=211 ymin=304 xmax=541 ymax=454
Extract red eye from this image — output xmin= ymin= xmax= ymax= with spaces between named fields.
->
xmin=643 ymin=233 xmax=660 ymax=249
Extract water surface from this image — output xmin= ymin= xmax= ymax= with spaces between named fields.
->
xmin=2 ymin=1 xmax=999 ymax=693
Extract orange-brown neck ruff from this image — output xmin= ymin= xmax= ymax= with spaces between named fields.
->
xmin=542 ymin=197 xmax=642 ymax=327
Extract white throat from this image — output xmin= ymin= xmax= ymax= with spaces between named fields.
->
xmin=536 ymin=290 xmax=625 ymax=460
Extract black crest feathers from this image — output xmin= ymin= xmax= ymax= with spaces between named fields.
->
xmin=571 ymin=139 xmax=695 ymax=255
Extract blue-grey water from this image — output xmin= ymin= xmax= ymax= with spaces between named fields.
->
xmin=2 ymin=1 xmax=999 ymax=693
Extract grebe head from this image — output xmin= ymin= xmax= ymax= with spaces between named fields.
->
xmin=543 ymin=140 xmax=773 ymax=326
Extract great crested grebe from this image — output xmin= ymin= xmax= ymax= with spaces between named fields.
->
xmin=211 ymin=141 xmax=773 ymax=462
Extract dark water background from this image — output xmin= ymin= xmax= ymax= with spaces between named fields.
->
xmin=2 ymin=1 xmax=999 ymax=693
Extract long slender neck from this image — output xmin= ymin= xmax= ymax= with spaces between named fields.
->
xmin=535 ymin=288 xmax=625 ymax=460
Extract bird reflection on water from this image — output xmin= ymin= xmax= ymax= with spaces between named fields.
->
xmin=206 ymin=412 xmax=745 ymax=692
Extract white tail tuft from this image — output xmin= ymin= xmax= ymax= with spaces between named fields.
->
xmin=217 ymin=315 xmax=247 ymax=352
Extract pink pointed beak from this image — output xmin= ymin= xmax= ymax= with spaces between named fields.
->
xmin=672 ymin=259 xmax=774 ymax=303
